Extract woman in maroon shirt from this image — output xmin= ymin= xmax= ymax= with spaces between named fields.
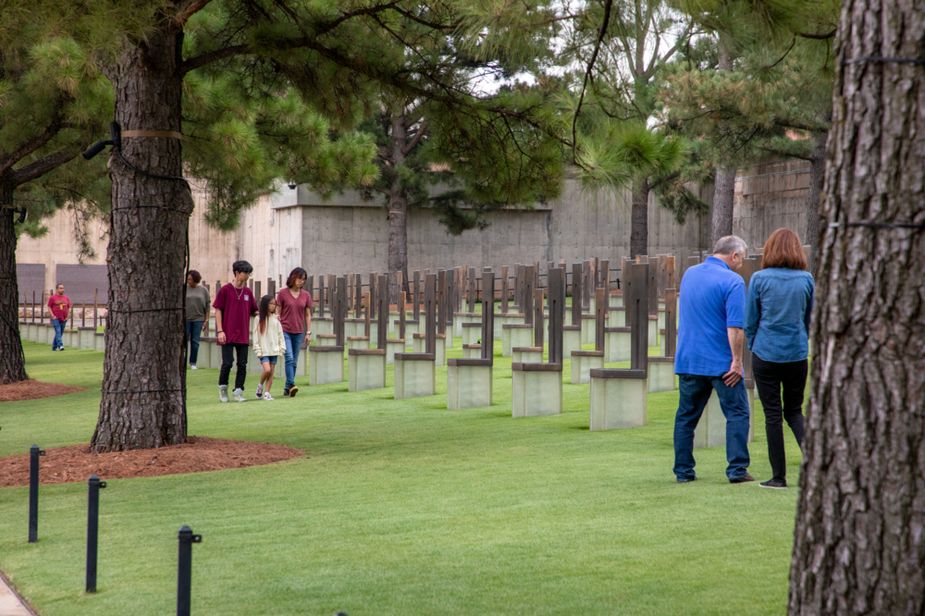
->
xmin=276 ymin=267 xmax=314 ymax=397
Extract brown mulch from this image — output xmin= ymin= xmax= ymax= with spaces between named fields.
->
xmin=0 ymin=437 xmax=304 ymax=487
xmin=0 ymin=380 xmax=85 ymax=402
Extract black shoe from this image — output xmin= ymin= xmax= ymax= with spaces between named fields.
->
xmin=288 ymin=386 xmax=299 ymax=398
xmin=282 ymin=388 xmax=290 ymax=397
xmin=676 ymin=476 xmax=696 ymax=484
xmin=729 ymin=474 xmax=755 ymax=484
xmin=759 ymin=478 xmax=787 ymax=489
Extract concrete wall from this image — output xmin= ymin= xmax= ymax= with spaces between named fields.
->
xmin=734 ymin=159 xmax=812 ymax=249
xmin=295 ymin=175 xmax=713 ymax=277
xmin=16 ymin=160 xmax=811 ymax=299
xmin=17 ymin=179 xmax=240 ymax=297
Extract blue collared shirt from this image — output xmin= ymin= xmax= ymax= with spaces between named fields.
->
xmin=675 ymin=256 xmax=746 ymax=376
xmin=745 ymin=268 xmax=814 ymax=362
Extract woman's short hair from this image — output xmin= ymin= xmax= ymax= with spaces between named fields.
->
xmin=761 ymin=228 xmax=808 ymax=270
xmin=186 ymin=270 xmax=202 ymax=283
xmin=286 ymin=267 xmax=308 ymax=289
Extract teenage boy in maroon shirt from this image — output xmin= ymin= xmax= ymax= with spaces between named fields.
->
xmin=47 ymin=283 xmax=71 ymax=351
xmin=213 ymin=260 xmax=258 ymax=402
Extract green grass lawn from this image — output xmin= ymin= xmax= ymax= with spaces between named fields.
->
xmin=0 ymin=341 xmax=801 ymax=615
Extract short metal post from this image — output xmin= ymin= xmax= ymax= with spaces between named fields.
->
xmin=177 ymin=525 xmax=202 ymax=616
xmin=86 ymin=475 xmax=107 ymax=592
xmin=28 ymin=445 xmax=45 ymax=543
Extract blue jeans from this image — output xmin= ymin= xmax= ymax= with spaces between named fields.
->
xmin=282 ymin=331 xmax=305 ymax=390
xmin=185 ymin=320 xmax=204 ymax=365
xmin=52 ymin=319 xmax=66 ymax=350
xmin=673 ymin=374 xmax=751 ymax=481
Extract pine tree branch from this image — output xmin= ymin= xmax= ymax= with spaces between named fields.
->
xmin=180 ymin=44 xmax=252 ymax=75
xmin=173 ymin=0 xmax=213 ymax=27
xmin=797 ymin=28 xmax=837 ymax=40
xmin=572 ymin=0 xmax=613 ymax=163
xmin=10 ymin=149 xmax=79 ymax=186
xmin=180 ymin=2 xmax=409 ymax=75
xmin=772 ymin=118 xmax=828 ymax=133
xmin=313 ymin=1 xmax=404 ymax=38
xmin=402 ymin=119 xmax=428 ymax=156
xmin=0 ymin=110 xmax=64 ymax=174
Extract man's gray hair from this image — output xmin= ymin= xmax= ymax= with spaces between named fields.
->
xmin=713 ymin=235 xmax=747 ymax=256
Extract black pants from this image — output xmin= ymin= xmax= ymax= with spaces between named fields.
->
xmin=219 ymin=343 xmax=249 ymax=390
xmin=752 ymin=354 xmax=807 ymax=481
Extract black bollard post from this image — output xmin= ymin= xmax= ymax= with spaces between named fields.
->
xmin=86 ymin=475 xmax=107 ymax=592
xmin=28 ymin=445 xmax=45 ymax=543
xmin=177 ymin=525 xmax=202 ymax=616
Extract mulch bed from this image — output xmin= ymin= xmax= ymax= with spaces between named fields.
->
xmin=0 ymin=437 xmax=305 ymax=487
xmin=0 ymin=379 xmax=85 ymax=402
xmin=1 ymin=380 xmax=303 ymax=486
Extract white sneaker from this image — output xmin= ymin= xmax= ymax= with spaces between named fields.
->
xmin=218 ymin=385 xmax=229 ymax=403
xmin=256 ymin=383 xmax=264 ymax=399
xmin=262 ymin=392 xmax=274 ymax=401
xmin=190 ymin=364 xmax=198 ymax=370
xmin=232 ymin=388 xmax=246 ymax=403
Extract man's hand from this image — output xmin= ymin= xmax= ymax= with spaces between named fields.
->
xmin=722 ymin=359 xmax=743 ymax=387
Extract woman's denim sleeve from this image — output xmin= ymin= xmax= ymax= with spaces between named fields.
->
xmin=745 ymin=279 xmax=761 ymax=350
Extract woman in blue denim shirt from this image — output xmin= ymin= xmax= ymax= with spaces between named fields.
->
xmin=745 ymin=228 xmax=814 ymax=489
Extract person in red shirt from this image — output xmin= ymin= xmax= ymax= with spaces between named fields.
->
xmin=213 ymin=260 xmax=258 ymax=402
xmin=276 ymin=267 xmax=314 ymax=397
xmin=47 ymin=283 xmax=72 ymax=351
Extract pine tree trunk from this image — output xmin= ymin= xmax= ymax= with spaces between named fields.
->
xmin=0 ymin=185 xmax=28 ymax=384
xmin=90 ymin=17 xmax=193 ymax=452
xmin=806 ymin=131 xmax=827 ymax=252
xmin=711 ymin=166 xmax=735 ymax=241
xmin=629 ymin=178 xmax=649 ymax=258
xmin=710 ymin=41 xmax=735 ymax=243
xmin=386 ymin=111 xmax=409 ymax=303
xmin=788 ymin=3 xmax=925 ymax=613
xmin=387 ymin=194 xmax=409 ymax=302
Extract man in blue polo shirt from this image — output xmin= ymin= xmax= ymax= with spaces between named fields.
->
xmin=674 ymin=235 xmax=753 ymax=484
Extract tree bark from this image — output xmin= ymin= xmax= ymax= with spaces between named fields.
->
xmin=789 ymin=3 xmax=925 ymax=614
xmin=805 ymin=130 xmax=828 ymax=253
xmin=386 ymin=111 xmax=409 ymax=303
xmin=90 ymin=13 xmax=193 ymax=452
xmin=711 ymin=166 xmax=736 ymax=241
xmin=710 ymin=39 xmax=735 ymax=243
xmin=629 ymin=177 xmax=650 ymax=258
xmin=0 ymin=181 xmax=28 ymax=384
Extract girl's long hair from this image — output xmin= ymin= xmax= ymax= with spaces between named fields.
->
xmin=258 ymin=294 xmax=274 ymax=334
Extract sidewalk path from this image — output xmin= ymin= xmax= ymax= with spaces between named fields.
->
xmin=0 ymin=572 xmax=35 ymax=616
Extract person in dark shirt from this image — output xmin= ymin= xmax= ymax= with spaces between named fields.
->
xmin=213 ymin=260 xmax=258 ymax=402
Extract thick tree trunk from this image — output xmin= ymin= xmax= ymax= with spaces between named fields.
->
xmin=387 ymin=193 xmax=409 ymax=301
xmin=789 ymin=3 xmax=925 ymax=614
xmin=711 ymin=166 xmax=735 ymax=241
xmin=629 ymin=178 xmax=649 ymax=258
xmin=710 ymin=41 xmax=735 ymax=243
xmin=90 ymin=17 xmax=193 ymax=452
xmin=805 ymin=130 xmax=828 ymax=253
xmin=0 ymin=184 xmax=28 ymax=384
xmin=386 ymin=111 xmax=409 ymax=302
